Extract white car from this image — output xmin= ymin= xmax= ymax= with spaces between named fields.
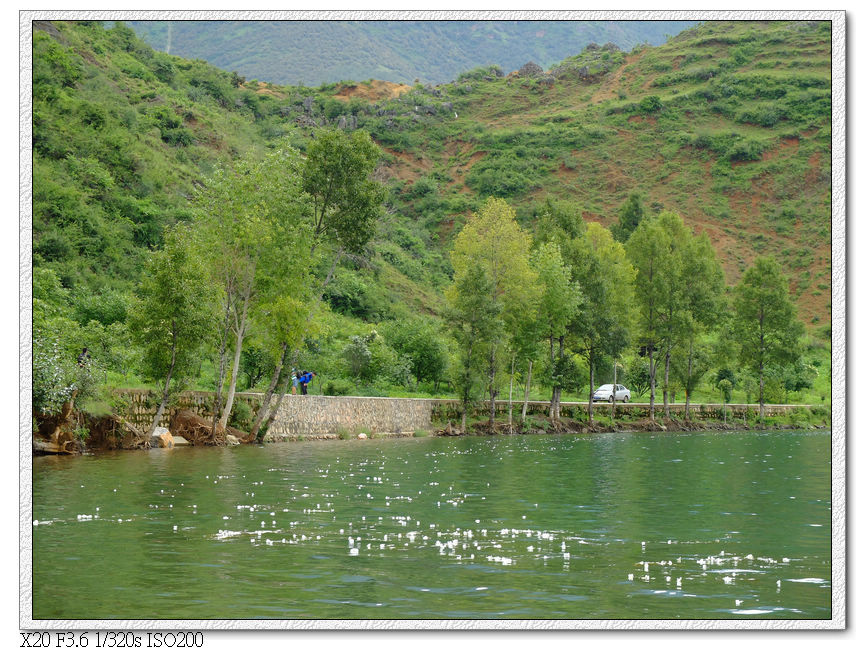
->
xmin=592 ymin=384 xmax=630 ymax=403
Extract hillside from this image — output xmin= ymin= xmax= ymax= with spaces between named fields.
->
xmin=125 ymin=20 xmax=699 ymax=86
xmin=31 ymin=19 xmax=831 ymax=406
xmin=354 ymin=20 xmax=832 ymax=327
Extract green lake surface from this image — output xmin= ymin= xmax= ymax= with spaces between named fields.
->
xmin=32 ymin=429 xmax=831 ymax=620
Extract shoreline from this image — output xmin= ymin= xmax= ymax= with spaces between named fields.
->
xmin=37 ymin=416 xmax=829 ymax=456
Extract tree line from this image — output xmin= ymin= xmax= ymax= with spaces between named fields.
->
xmin=33 ymin=130 xmax=810 ymax=440
xmin=446 ymin=194 xmax=807 ymax=430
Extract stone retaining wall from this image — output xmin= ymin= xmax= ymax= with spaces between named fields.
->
xmin=267 ymin=395 xmax=433 ymax=438
xmin=114 ymin=389 xmax=264 ymax=429
xmin=430 ymin=400 xmax=811 ymax=421
xmin=112 ymin=389 xmax=815 ymax=438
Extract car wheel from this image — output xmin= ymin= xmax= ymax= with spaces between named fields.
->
xmin=623 ymin=396 xmax=629 ymax=403
xmin=608 ymin=396 xmax=614 ymax=403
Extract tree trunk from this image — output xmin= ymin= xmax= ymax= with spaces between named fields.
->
xmin=149 ymin=330 xmax=178 ymax=437
xmin=521 ymin=360 xmax=533 ymax=425
xmin=648 ymin=345 xmax=656 ymax=422
xmin=249 ymin=342 xmax=289 ymax=440
xmin=488 ymin=344 xmax=497 ymax=427
xmin=556 ymin=336 xmax=564 ymax=421
xmin=548 ymin=336 xmax=556 ymax=421
xmin=508 ymin=355 xmax=515 ymax=429
xmin=257 ymin=364 xmax=295 ymax=442
xmin=220 ymin=286 xmax=251 ymax=429
xmin=211 ymin=294 xmax=233 ymax=433
xmin=685 ymin=340 xmax=693 ymax=420
xmin=759 ymin=363 xmax=765 ymax=421
xmin=588 ymin=350 xmax=595 ymax=426
xmin=663 ymin=350 xmax=671 ymax=419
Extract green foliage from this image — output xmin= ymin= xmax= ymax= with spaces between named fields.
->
xmin=228 ymin=400 xmax=253 ymax=430
xmin=639 ymin=95 xmax=663 ymax=113
xmin=128 ymin=225 xmax=217 ymax=399
xmin=33 ymin=336 xmax=99 ymax=415
xmin=446 ymin=265 xmax=501 ymax=417
xmin=626 ymin=356 xmax=652 ymax=397
xmin=729 ymin=256 xmax=806 ymax=408
xmin=466 ymin=150 xmax=545 ymax=197
xmin=458 ymin=65 xmax=504 ymax=82
xmin=302 ymin=129 xmax=385 ymax=254
xmin=30 ymin=20 xmax=827 ymax=413
xmin=542 ymin=353 xmax=588 ymax=394
xmin=323 ymin=378 xmax=353 ymax=396
xmin=380 ymin=318 xmax=448 ymax=387
xmin=717 ymin=378 xmax=733 ymax=403
xmin=611 ymin=193 xmax=646 ymax=243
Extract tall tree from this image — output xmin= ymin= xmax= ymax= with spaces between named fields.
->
xmin=535 ymin=202 xmax=634 ymax=425
xmin=129 ymin=225 xmax=216 ymax=436
xmin=626 ymin=215 xmax=671 ymax=421
xmin=302 ymin=128 xmax=385 ymax=259
xmin=677 ymin=231 xmax=726 ymax=419
xmin=445 ymin=266 xmax=501 ymax=432
xmin=196 ymin=145 xmax=311 ymax=431
xmin=531 ymin=241 xmax=582 ymax=422
xmin=252 ymin=131 xmax=385 ymax=438
xmin=654 ymin=212 xmax=692 ymax=418
xmin=449 ymin=197 xmax=538 ymax=427
xmin=730 ymin=256 xmax=804 ymax=419
xmin=571 ymin=222 xmax=635 ymax=425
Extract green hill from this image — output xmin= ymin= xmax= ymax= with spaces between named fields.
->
xmin=125 ymin=20 xmax=699 ymax=86
xmin=31 ymin=19 xmax=831 ymax=406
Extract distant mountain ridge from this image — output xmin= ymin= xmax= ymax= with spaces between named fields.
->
xmin=125 ymin=20 xmax=699 ymax=85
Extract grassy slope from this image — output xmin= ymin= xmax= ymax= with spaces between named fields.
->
xmin=32 ymin=20 xmax=831 ymax=406
xmin=352 ymin=20 xmax=831 ymax=328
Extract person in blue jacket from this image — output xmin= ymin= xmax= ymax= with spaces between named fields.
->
xmin=300 ymin=370 xmax=315 ymax=395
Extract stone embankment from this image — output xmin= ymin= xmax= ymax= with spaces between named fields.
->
xmin=112 ymin=389 xmax=815 ymax=442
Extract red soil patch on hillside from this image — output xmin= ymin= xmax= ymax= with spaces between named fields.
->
xmin=731 ymin=136 xmax=799 ymax=168
xmin=593 ymin=49 xmax=647 ymax=102
xmin=806 ymin=152 xmax=822 ymax=184
xmin=254 ymin=82 xmax=286 ymax=99
xmin=764 ymin=135 xmax=800 ymax=160
xmin=381 ymin=147 xmax=431 ymax=184
xmin=463 ymin=150 xmax=486 ymax=170
xmin=333 ymin=80 xmax=412 ymax=103
xmin=627 ymin=115 xmax=657 ymax=125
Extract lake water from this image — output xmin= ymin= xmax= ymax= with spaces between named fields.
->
xmin=32 ymin=429 xmax=831 ymax=620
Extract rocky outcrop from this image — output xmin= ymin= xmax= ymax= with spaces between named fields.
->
xmin=518 ymin=61 xmax=544 ymax=78
xmin=154 ymin=431 xmax=174 ymax=448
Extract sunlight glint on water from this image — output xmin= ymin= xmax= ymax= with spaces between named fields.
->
xmin=33 ymin=430 xmax=830 ymax=619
